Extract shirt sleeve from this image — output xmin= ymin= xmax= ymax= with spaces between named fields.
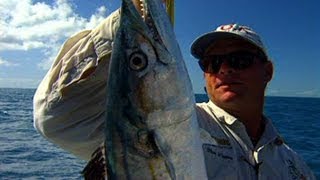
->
xmin=284 ymin=144 xmax=316 ymax=180
xmin=33 ymin=9 xmax=120 ymax=161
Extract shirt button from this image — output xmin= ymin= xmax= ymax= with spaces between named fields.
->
xmin=274 ymin=137 xmax=284 ymax=146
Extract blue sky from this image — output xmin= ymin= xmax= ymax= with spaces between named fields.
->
xmin=0 ymin=0 xmax=319 ymax=97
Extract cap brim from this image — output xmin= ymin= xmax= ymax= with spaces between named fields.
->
xmin=191 ymin=31 xmax=260 ymax=59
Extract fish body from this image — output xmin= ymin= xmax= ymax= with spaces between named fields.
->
xmin=83 ymin=0 xmax=207 ymax=179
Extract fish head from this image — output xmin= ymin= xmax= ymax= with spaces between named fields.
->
xmin=109 ymin=0 xmax=195 ymax=129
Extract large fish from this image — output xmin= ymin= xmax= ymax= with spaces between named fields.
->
xmin=82 ymin=0 xmax=207 ymax=179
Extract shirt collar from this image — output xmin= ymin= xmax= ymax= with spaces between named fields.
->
xmin=207 ymin=100 xmax=238 ymax=125
xmin=207 ymin=100 xmax=281 ymax=147
xmin=257 ymin=117 xmax=280 ymax=147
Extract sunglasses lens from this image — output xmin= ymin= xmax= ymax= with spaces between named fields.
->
xmin=200 ymin=51 xmax=258 ymax=73
xmin=199 ymin=56 xmax=222 ymax=73
xmin=210 ymin=57 xmax=222 ymax=73
xmin=229 ymin=52 xmax=255 ymax=70
xmin=199 ymin=51 xmax=257 ymax=73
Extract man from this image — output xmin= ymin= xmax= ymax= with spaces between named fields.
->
xmin=33 ymin=6 xmax=315 ymax=180
xmin=190 ymin=23 xmax=315 ymax=179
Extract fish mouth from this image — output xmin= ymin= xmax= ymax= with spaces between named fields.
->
xmin=123 ymin=0 xmax=180 ymax=65
xmin=133 ymin=0 xmax=164 ymax=43
xmin=132 ymin=0 xmax=148 ymax=20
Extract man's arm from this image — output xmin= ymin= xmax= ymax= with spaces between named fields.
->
xmin=33 ymin=10 xmax=120 ymax=161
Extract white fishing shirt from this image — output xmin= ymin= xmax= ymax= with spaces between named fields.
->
xmin=196 ymin=101 xmax=315 ymax=180
xmin=33 ymin=9 xmax=121 ymax=161
xmin=33 ymin=8 xmax=315 ymax=180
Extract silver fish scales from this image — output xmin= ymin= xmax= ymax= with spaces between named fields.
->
xmin=82 ymin=0 xmax=207 ymax=179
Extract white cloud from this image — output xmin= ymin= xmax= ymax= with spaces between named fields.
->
xmin=0 ymin=0 xmax=108 ymax=69
xmin=267 ymin=88 xmax=320 ymax=98
xmin=85 ymin=6 xmax=107 ymax=29
xmin=295 ymin=89 xmax=320 ymax=97
xmin=0 ymin=57 xmax=19 ymax=67
xmin=37 ymin=41 xmax=61 ymax=70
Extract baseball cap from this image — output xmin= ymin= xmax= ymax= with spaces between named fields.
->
xmin=191 ymin=24 xmax=268 ymax=60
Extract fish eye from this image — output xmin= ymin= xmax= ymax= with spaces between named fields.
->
xmin=129 ymin=51 xmax=148 ymax=71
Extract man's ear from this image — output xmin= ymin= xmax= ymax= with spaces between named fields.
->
xmin=264 ymin=61 xmax=274 ymax=83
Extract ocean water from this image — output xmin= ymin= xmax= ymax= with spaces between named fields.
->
xmin=0 ymin=88 xmax=319 ymax=179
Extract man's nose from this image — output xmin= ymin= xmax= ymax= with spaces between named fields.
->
xmin=218 ymin=61 xmax=235 ymax=74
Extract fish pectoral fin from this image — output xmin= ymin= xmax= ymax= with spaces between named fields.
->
xmin=82 ymin=142 xmax=108 ymax=180
xmin=153 ymin=131 xmax=177 ymax=180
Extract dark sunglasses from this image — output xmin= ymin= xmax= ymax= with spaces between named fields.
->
xmin=199 ymin=50 xmax=267 ymax=73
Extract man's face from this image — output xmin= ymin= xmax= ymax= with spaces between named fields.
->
xmin=202 ymin=39 xmax=273 ymax=109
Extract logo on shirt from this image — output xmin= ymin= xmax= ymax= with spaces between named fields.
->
xmin=211 ymin=135 xmax=231 ymax=146
xmin=287 ymin=160 xmax=306 ymax=180
xmin=203 ymin=143 xmax=233 ymax=160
